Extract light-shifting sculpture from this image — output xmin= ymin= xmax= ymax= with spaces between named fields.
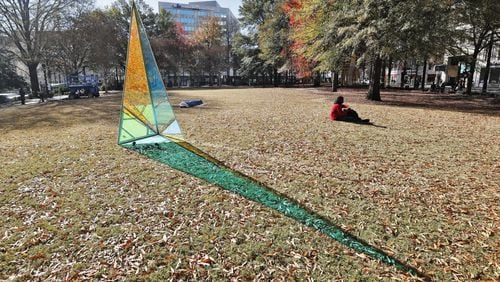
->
xmin=118 ymin=2 xmax=427 ymax=279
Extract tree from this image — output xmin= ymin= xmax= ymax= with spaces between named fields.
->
xmin=0 ymin=50 xmax=26 ymax=91
xmin=452 ymin=0 xmax=500 ymax=95
xmin=191 ymin=17 xmax=226 ymax=86
xmin=43 ymin=2 xmax=96 ymax=76
xmin=233 ymin=33 xmax=269 ymax=85
xmin=223 ymin=13 xmax=240 ymax=83
xmin=0 ymin=0 xmax=79 ymax=95
xmin=293 ymin=0 xmax=452 ymax=100
xmin=107 ymin=0 xmax=159 ymax=68
xmin=240 ymin=0 xmax=274 ymax=29
xmin=150 ymin=10 xmax=190 ymax=87
xmin=240 ymin=0 xmax=289 ymax=86
xmin=389 ymin=0 xmax=452 ymax=90
xmin=284 ymin=0 xmax=346 ymax=90
xmin=481 ymin=31 xmax=499 ymax=94
xmin=85 ymin=10 xmax=123 ymax=92
xmin=257 ymin=0 xmax=290 ymax=86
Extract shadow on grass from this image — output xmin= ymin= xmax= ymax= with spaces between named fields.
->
xmin=379 ymin=93 xmax=500 ymax=116
xmin=316 ymin=88 xmax=500 ymax=116
xmin=0 ymin=95 xmax=120 ymax=133
xmin=337 ymin=120 xmax=388 ymax=128
xmin=123 ymin=140 xmax=431 ymax=281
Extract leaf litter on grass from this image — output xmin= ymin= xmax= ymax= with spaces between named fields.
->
xmin=0 ymin=89 xmax=498 ymax=281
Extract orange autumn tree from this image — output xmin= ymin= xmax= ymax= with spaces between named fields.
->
xmin=284 ymin=0 xmax=345 ymax=89
xmin=283 ymin=0 xmax=315 ymax=82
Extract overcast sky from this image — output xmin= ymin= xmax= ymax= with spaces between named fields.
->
xmin=95 ymin=0 xmax=242 ymax=18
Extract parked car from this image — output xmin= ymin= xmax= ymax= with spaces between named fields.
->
xmin=67 ymin=75 xmax=100 ymax=99
xmin=50 ymin=83 xmax=69 ymax=95
xmin=0 ymin=92 xmax=19 ymax=104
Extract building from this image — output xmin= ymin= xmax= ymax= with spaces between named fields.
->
xmin=159 ymin=1 xmax=240 ymax=86
xmin=383 ymin=40 xmax=500 ymax=93
xmin=159 ymin=1 xmax=238 ymax=34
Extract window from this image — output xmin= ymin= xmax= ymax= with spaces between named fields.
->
xmin=180 ymin=9 xmax=195 ymax=16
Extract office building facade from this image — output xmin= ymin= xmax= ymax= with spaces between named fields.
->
xmin=159 ymin=1 xmax=238 ymax=34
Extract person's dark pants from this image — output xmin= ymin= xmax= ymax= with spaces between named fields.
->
xmin=338 ymin=109 xmax=362 ymax=122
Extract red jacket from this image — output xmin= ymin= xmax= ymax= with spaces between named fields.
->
xmin=330 ymin=103 xmax=348 ymax=120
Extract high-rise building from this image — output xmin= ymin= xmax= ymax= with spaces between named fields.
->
xmin=158 ymin=1 xmax=238 ymax=34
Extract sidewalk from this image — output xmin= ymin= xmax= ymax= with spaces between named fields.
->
xmin=0 ymin=94 xmax=69 ymax=108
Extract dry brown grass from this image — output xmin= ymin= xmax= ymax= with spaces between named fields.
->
xmin=0 ymin=88 xmax=498 ymax=281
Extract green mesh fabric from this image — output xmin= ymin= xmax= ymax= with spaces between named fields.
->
xmin=123 ymin=141 xmax=427 ymax=279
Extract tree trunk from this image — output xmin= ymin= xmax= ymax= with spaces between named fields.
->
xmin=386 ymin=58 xmax=392 ymax=88
xmin=335 ymin=72 xmax=339 ymax=90
xmin=209 ymin=72 xmax=214 ymax=86
xmin=466 ymin=52 xmax=479 ymax=95
xmin=367 ymin=55 xmax=382 ymax=101
xmin=400 ymin=60 xmax=406 ymax=88
xmin=273 ymin=68 xmax=278 ymax=87
xmin=482 ymin=32 xmax=494 ymax=95
xmin=381 ymin=60 xmax=386 ymax=89
xmin=331 ymin=71 xmax=338 ymax=92
xmin=28 ymin=62 xmax=40 ymax=95
xmin=334 ymin=72 xmax=339 ymax=90
xmin=413 ymin=63 xmax=419 ymax=89
xmin=115 ymin=66 xmax=119 ymax=89
xmin=313 ymin=71 xmax=321 ymax=87
xmin=421 ymin=57 xmax=427 ymax=90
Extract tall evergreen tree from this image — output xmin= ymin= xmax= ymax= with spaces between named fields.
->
xmin=240 ymin=0 xmax=289 ymax=86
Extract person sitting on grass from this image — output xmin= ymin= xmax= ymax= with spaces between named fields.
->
xmin=330 ymin=96 xmax=370 ymax=123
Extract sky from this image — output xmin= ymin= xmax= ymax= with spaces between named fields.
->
xmin=95 ymin=0 xmax=243 ymax=18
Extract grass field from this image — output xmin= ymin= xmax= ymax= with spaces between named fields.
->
xmin=0 ymin=88 xmax=498 ymax=281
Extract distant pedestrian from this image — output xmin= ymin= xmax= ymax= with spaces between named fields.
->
xmin=19 ymin=87 xmax=25 ymax=105
xmin=39 ymin=89 xmax=45 ymax=103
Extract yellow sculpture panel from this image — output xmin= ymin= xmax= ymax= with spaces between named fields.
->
xmin=123 ymin=10 xmax=156 ymax=131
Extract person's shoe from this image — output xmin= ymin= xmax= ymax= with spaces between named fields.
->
xmin=361 ymin=119 xmax=370 ymax=123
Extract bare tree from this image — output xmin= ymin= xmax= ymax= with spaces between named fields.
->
xmin=43 ymin=1 xmax=95 ymax=77
xmin=86 ymin=10 xmax=122 ymax=92
xmin=0 ymin=0 xmax=78 ymax=95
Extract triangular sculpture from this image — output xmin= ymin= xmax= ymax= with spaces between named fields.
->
xmin=118 ymin=2 xmax=427 ymax=279
xmin=118 ymin=3 xmax=182 ymax=145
